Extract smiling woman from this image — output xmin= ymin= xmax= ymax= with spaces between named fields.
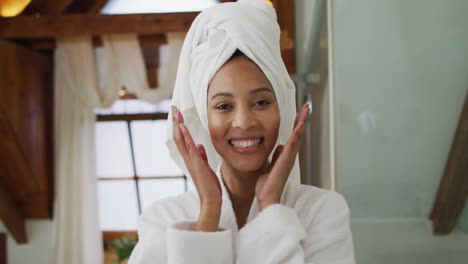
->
xmin=128 ymin=0 xmax=355 ymax=263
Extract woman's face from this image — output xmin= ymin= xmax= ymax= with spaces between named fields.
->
xmin=207 ymin=56 xmax=280 ymax=173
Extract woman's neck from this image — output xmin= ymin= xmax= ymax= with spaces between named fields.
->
xmin=220 ymin=162 xmax=267 ymax=201
xmin=221 ymin=162 xmax=266 ymax=228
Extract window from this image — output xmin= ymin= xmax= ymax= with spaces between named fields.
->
xmin=96 ymin=98 xmax=195 ymax=232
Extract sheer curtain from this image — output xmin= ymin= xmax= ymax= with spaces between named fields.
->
xmin=52 ymin=33 xmax=184 ymax=264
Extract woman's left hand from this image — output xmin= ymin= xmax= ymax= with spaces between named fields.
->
xmin=255 ymin=104 xmax=310 ymax=211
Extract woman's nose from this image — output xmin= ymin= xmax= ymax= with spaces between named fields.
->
xmin=231 ymin=107 xmax=258 ymax=130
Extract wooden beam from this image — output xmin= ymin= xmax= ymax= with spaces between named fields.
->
xmin=141 ymin=43 xmax=160 ymax=88
xmin=23 ymin=34 xmax=167 ymax=51
xmin=0 ymin=233 xmax=5 ymax=264
xmin=0 ymin=12 xmax=199 ymax=39
xmin=103 ymin=231 xmax=137 ymax=242
xmin=0 ymin=105 xmax=38 ymax=197
xmin=22 ymin=0 xmax=73 ymax=15
xmin=430 ymin=92 xmax=468 ymax=234
xmin=0 ymin=40 xmax=51 ymax=218
xmin=0 ymin=184 xmax=27 ymax=244
xmin=96 ymin=113 xmax=168 ymax=122
xmin=66 ymin=0 xmax=109 ymax=13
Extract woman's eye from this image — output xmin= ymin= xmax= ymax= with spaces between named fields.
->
xmin=254 ymin=100 xmax=271 ymax=107
xmin=216 ymin=103 xmax=233 ymax=110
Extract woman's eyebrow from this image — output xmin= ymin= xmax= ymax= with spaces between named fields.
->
xmin=211 ymin=92 xmax=233 ymax=100
xmin=210 ymin=87 xmax=272 ymax=100
xmin=250 ymin=87 xmax=273 ymax=95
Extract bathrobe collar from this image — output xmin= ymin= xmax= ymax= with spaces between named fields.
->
xmin=216 ymin=164 xmax=291 ymax=232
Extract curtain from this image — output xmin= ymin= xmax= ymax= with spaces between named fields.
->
xmin=52 ymin=33 xmax=184 ymax=264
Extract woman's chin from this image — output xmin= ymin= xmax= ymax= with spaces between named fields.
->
xmin=226 ymin=157 xmax=269 ymax=173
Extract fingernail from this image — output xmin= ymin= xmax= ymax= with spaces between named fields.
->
xmin=171 ymin=106 xmax=175 ymax=120
xmin=306 ymin=103 xmax=312 ymax=114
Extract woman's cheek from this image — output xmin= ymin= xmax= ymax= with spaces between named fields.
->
xmin=208 ymin=114 xmax=229 ymax=144
xmin=265 ymin=110 xmax=280 ymax=149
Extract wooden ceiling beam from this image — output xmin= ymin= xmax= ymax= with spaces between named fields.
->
xmin=0 ymin=12 xmax=198 ymax=39
xmin=65 ymin=0 xmax=109 ymax=14
xmin=0 ymin=184 xmax=27 ymax=244
xmin=24 ymin=34 xmax=167 ymax=51
xmin=430 ymin=92 xmax=468 ymax=234
xmin=141 ymin=43 xmax=160 ymax=88
xmin=22 ymin=0 xmax=73 ymax=15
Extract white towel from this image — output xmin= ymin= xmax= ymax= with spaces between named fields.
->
xmin=166 ymin=0 xmax=301 ymax=184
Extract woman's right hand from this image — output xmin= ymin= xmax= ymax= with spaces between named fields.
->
xmin=172 ymin=106 xmax=222 ymax=231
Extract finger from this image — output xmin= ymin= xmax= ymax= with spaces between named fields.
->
xmin=176 ymin=107 xmax=185 ymax=123
xmin=197 ymin=144 xmax=208 ymax=162
xmin=283 ymin=121 xmax=305 ymax=156
xmin=294 ymin=104 xmax=307 ymax=127
xmin=274 ymin=124 xmax=304 ymax=175
xmin=179 ymin=123 xmax=198 ymax=158
xmin=172 ymin=106 xmax=190 ymax=161
xmin=290 ymin=121 xmax=306 ymax=152
xmin=298 ymin=105 xmax=310 ymax=125
xmin=271 ymin=145 xmax=284 ymax=166
xmin=180 ymin=125 xmax=208 ymax=186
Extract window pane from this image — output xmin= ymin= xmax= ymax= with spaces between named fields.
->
xmin=187 ymin=178 xmax=196 ymax=191
xmin=95 ymin=98 xmax=172 ymax=115
xmin=139 ymin=178 xmax=186 ymax=210
xmin=96 ymin=121 xmax=134 ymax=177
xmin=131 ymin=120 xmax=183 ymax=176
xmin=98 ymin=180 xmax=139 ymax=230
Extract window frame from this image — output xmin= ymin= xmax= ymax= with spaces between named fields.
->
xmin=96 ymin=99 xmax=187 ymax=261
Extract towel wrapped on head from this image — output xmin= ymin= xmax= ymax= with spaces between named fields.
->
xmin=166 ymin=0 xmax=300 ymax=184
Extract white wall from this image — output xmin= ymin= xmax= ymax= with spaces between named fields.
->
xmin=1 ymin=220 xmax=53 ymax=264
xmin=333 ymin=0 xmax=468 ymax=219
xmin=331 ymin=0 xmax=468 ymax=263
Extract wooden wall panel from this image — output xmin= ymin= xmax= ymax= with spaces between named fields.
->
xmin=0 ymin=40 xmax=53 ymax=219
xmin=430 ymin=92 xmax=468 ymax=234
xmin=273 ymin=0 xmax=296 ymax=74
xmin=22 ymin=0 xmax=72 ymax=15
xmin=0 ymin=233 xmax=6 ymax=264
xmin=0 ymin=184 xmax=27 ymax=243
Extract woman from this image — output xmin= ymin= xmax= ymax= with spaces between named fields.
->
xmin=129 ymin=0 xmax=355 ymax=263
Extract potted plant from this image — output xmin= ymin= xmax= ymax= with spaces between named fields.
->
xmin=112 ymin=236 xmax=137 ymax=264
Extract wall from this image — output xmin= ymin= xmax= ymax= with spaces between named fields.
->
xmin=0 ymin=220 xmax=53 ymax=264
xmin=331 ymin=0 xmax=468 ymax=263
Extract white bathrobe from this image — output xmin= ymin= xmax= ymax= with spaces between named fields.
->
xmin=128 ymin=175 xmax=355 ymax=264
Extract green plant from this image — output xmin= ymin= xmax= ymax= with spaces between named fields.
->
xmin=112 ymin=236 xmax=137 ymax=263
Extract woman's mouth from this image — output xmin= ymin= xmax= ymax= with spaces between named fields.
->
xmin=228 ymin=138 xmax=264 ymax=153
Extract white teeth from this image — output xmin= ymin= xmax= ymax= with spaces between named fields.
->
xmin=231 ymin=139 xmax=261 ymax=148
